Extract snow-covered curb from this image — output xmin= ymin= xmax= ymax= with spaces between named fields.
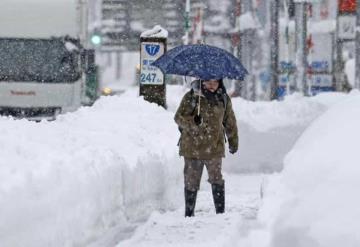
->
xmin=0 ymin=90 xmax=182 ymax=247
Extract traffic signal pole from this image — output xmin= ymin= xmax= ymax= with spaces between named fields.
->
xmin=270 ymin=0 xmax=280 ymax=100
xmin=182 ymin=0 xmax=191 ymax=86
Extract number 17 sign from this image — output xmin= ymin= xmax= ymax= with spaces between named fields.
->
xmin=140 ymin=42 xmax=165 ymax=85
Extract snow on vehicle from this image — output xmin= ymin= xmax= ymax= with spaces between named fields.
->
xmin=0 ymin=0 xmax=98 ymax=120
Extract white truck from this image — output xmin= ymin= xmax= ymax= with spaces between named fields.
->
xmin=0 ymin=0 xmax=98 ymax=120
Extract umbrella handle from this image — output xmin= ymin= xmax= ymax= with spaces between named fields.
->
xmin=197 ymin=80 xmax=201 ymax=116
xmin=197 ymin=94 xmax=201 ymax=116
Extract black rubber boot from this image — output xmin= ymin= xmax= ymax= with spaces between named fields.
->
xmin=212 ymin=183 xmax=225 ymax=214
xmin=184 ymin=189 xmax=197 ymax=217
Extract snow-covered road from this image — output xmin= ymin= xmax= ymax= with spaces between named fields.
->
xmin=117 ymin=174 xmax=264 ymax=247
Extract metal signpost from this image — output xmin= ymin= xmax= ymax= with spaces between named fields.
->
xmin=229 ymin=0 xmax=242 ymax=97
xmin=278 ymin=0 xmax=296 ymax=98
xmin=139 ymin=35 xmax=167 ymax=108
xmin=294 ymin=0 xmax=309 ymax=95
xmin=270 ymin=0 xmax=280 ymax=100
xmin=336 ymin=0 xmax=356 ymax=91
xmin=184 ymin=0 xmax=191 ymax=45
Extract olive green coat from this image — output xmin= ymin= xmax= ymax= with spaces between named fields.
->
xmin=175 ymin=90 xmax=238 ymax=159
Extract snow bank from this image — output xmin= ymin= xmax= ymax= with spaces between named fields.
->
xmin=0 ymin=84 xmax=350 ymax=246
xmin=0 ymin=89 xmax=182 ymax=247
xmin=224 ymin=93 xmax=347 ymax=173
xmin=249 ymin=92 xmax=360 ymax=247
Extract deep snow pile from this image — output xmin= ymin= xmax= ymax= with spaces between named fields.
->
xmin=0 ymin=85 xmax=350 ymax=247
xmin=242 ymin=91 xmax=360 ymax=247
xmin=0 ymin=89 xmax=183 ymax=247
xmin=225 ymin=92 xmax=347 ymax=173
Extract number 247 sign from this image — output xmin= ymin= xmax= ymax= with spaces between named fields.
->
xmin=140 ymin=42 xmax=165 ymax=85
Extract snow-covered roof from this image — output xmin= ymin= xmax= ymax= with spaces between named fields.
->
xmin=140 ymin=25 xmax=168 ymax=39
xmin=0 ymin=0 xmax=78 ymax=39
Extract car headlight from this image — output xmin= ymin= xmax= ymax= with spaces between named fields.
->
xmin=102 ymin=87 xmax=113 ymax=96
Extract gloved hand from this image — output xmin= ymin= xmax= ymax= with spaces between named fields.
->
xmin=229 ymin=146 xmax=238 ymax=154
xmin=194 ymin=114 xmax=203 ymax=126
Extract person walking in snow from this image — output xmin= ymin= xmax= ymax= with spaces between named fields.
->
xmin=175 ymin=78 xmax=238 ymax=217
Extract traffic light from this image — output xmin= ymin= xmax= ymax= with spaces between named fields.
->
xmin=90 ymin=30 xmax=102 ymax=46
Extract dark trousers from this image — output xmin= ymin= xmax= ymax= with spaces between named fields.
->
xmin=184 ymin=158 xmax=224 ymax=191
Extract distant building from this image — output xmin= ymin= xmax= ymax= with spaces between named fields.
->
xmin=98 ymin=0 xmax=238 ymax=51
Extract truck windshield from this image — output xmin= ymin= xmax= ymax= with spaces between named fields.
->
xmin=0 ymin=38 xmax=80 ymax=83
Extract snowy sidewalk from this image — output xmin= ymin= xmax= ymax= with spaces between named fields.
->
xmin=117 ymin=174 xmax=264 ymax=247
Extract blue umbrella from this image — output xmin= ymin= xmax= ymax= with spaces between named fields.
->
xmin=151 ymin=44 xmax=248 ymax=81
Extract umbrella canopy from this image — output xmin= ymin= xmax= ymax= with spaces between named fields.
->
xmin=151 ymin=44 xmax=248 ymax=81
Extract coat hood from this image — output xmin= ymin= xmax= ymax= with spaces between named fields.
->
xmin=190 ymin=79 xmax=227 ymax=97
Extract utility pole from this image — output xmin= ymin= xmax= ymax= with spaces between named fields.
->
xmin=184 ymin=0 xmax=191 ymax=45
xmin=239 ymin=0 xmax=249 ymax=100
xmin=294 ymin=0 xmax=309 ymax=95
xmin=355 ymin=0 xmax=360 ymax=89
xmin=283 ymin=0 xmax=292 ymax=96
xmin=230 ymin=0 xmax=242 ymax=97
xmin=270 ymin=0 xmax=280 ymax=100
xmin=240 ymin=1 xmax=257 ymax=101
xmin=336 ymin=0 xmax=356 ymax=92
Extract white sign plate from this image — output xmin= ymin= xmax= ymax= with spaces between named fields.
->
xmin=278 ymin=73 xmax=333 ymax=87
xmin=140 ymin=42 xmax=165 ymax=85
xmin=309 ymin=33 xmax=333 ymax=73
xmin=278 ymin=73 xmax=295 ymax=87
xmin=338 ymin=15 xmax=356 ymax=40
xmin=309 ymin=74 xmax=333 ymax=87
